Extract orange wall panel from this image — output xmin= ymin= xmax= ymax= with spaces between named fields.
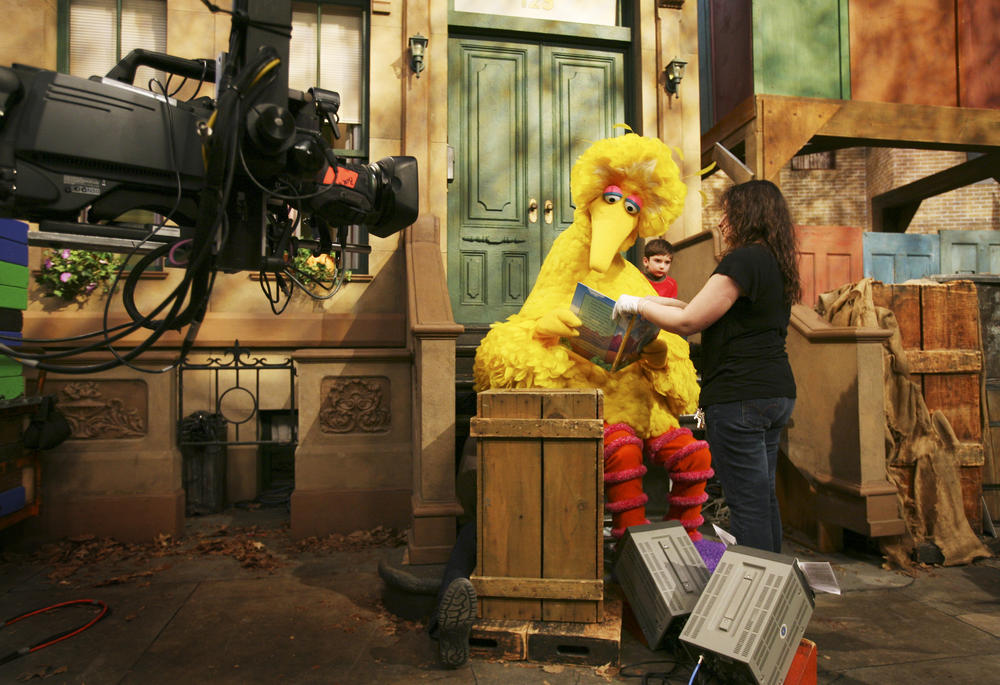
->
xmin=957 ymin=0 xmax=1000 ymax=108
xmin=849 ymin=0 xmax=958 ymax=106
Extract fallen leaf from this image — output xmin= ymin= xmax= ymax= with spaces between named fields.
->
xmin=16 ymin=664 xmax=68 ymax=681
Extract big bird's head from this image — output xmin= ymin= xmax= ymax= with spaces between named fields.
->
xmin=570 ymin=132 xmax=687 ymax=273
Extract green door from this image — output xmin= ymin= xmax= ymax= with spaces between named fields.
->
xmin=447 ymin=37 xmax=625 ymax=326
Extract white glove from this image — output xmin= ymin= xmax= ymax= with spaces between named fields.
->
xmin=613 ymin=294 xmax=643 ymax=320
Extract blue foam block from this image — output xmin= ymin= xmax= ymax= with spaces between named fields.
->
xmin=0 ymin=486 xmax=26 ymax=516
xmin=0 ymin=220 xmax=27 ymax=244
xmin=0 ymin=238 xmax=28 ymax=266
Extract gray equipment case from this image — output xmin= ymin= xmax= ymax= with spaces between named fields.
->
xmin=680 ymin=545 xmax=815 ymax=685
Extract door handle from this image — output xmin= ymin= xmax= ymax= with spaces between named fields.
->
xmin=544 ymin=200 xmax=554 ymax=224
xmin=528 ymin=198 xmax=538 ymax=223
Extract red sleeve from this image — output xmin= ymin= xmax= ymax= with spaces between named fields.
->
xmin=663 ymin=277 xmax=678 ymax=299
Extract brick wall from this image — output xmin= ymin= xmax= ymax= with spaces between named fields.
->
xmin=780 ymin=148 xmax=869 ymax=228
xmin=700 ymin=148 xmax=1000 ymax=235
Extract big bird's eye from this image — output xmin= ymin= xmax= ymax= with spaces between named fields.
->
xmin=624 ymin=195 xmax=642 ymax=215
xmin=602 ymin=185 xmax=623 ymax=204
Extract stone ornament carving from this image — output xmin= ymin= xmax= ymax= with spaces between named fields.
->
xmin=319 ymin=377 xmax=391 ymax=433
xmin=54 ymin=381 xmax=147 ymax=439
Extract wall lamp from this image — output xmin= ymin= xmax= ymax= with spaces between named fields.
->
xmin=664 ymin=58 xmax=687 ymax=97
xmin=408 ymin=34 xmax=428 ymax=77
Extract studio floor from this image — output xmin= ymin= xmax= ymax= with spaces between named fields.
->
xmin=1 ymin=507 xmax=999 ymax=684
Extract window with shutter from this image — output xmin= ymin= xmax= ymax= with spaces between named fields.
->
xmin=290 ymin=1 xmax=370 ymax=274
xmin=65 ymin=0 xmax=167 ymax=90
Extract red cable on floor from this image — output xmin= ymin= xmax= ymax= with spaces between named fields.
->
xmin=1 ymin=599 xmax=110 ymax=666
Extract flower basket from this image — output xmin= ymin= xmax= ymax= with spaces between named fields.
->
xmin=35 ymin=249 xmax=124 ymax=301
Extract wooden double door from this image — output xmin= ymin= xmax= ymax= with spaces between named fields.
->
xmin=447 ymin=36 xmax=625 ymax=326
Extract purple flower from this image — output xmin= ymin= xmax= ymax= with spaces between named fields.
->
xmin=85 ymin=282 xmax=97 ymax=293
xmin=44 ymin=258 xmax=53 ymax=269
xmin=60 ymin=272 xmax=72 ymax=283
xmin=61 ymin=249 xmax=71 ymax=259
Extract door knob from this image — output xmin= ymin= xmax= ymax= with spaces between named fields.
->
xmin=544 ymin=200 xmax=554 ymax=224
xmin=528 ymin=198 xmax=538 ymax=223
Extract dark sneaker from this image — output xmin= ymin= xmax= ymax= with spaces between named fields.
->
xmin=436 ymin=577 xmax=477 ymax=668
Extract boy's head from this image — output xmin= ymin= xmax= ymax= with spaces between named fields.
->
xmin=642 ymin=238 xmax=674 ymax=279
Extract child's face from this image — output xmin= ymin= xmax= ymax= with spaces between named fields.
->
xmin=644 ymin=253 xmax=672 ymax=278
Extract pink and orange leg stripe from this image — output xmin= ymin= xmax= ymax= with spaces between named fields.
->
xmin=646 ymin=427 xmax=713 ymax=541
xmin=603 ymin=422 xmax=649 ymax=538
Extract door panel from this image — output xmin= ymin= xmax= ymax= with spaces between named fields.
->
xmin=863 ymin=232 xmax=940 ymax=283
xmin=540 ymin=46 xmax=625 ymax=257
xmin=940 ymin=229 xmax=1000 ymax=275
xmin=796 ymin=225 xmax=863 ymax=305
xmin=449 ymin=39 xmax=541 ymax=322
xmin=448 ymin=37 xmax=625 ymax=326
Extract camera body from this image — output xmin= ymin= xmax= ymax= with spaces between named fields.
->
xmin=0 ymin=0 xmax=417 ymax=274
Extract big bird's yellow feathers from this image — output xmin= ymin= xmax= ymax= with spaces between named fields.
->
xmin=473 ymin=133 xmax=701 ymax=437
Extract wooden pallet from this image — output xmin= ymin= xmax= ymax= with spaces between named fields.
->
xmin=468 ymin=591 xmax=622 ymax=666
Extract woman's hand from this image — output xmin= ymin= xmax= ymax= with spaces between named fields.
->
xmin=640 ymin=273 xmax=742 ymax=336
xmin=612 ymin=294 xmax=645 ymax=319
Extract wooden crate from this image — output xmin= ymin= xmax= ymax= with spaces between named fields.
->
xmin=470 ymin=389 xmax=604 ymax=623
xmin=987 ymin=380 xmax=1000 ymax=518
xmin=469 ymin=590 xmax=622 ymax=666
xmin=872 ymin=280 xmax=986 ymax=532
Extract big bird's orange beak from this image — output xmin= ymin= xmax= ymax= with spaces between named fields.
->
xmin=588 ymin=197 xmax=639 ymax=273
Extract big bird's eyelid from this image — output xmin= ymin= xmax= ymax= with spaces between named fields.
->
xmin=603 ymin=185 xmax=624 ymax=203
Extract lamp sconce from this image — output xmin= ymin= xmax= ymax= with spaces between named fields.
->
xmin=408 ymin=34 xmax=428 ymax=77
xmin=664 ymin=58 xmax=687 ymax=97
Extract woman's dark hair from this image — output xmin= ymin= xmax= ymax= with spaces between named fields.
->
xmin=720 ymin=180 xmax=802 ymax=305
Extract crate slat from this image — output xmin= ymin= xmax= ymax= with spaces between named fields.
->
xmin=470 ymin=417 xmax=603 ymax=438
xmin=471 ymin=575 xmax=603 ymax=600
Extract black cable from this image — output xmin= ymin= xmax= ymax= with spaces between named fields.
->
xmin=0 ymin=599 xmax=110 ymax=666
xmin=199 ymin=0 xmax=292 ymax=39
xmin=259 ymin=270 xmax=293 ymax=316
xmin=104 ymin=50 xmax=279 ymax=360
xmin=103 ymin=77 xmax=190 ymax=374
xmin=0 ymin=322 xmax=134 ymax=344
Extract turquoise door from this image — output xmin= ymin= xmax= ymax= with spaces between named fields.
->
xmin=863 ymin=232 xmax=940 ymax=283
xmin=447 ymin=37 xmax=625 ymax=326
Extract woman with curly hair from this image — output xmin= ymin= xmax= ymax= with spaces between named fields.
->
xmin=614 ymin=179 xmax=800 ymax=553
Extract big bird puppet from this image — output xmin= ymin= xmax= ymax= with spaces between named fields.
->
xmin=473 ymin=132 xmax=713 ymax=541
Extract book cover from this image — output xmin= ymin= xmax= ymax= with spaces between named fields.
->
xmin=562 ymin=282 xmax=660 ymax=372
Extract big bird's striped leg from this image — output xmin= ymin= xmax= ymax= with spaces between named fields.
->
xmin=604 ymin=422 xmax=649 ymax=538
xmin=646 ymin=428 xmax=713 ymax=541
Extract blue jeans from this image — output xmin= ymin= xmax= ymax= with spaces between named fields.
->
xmin=705 ymin=397 xmax=795 ymax=553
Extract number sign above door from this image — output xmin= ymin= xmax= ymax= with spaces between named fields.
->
xmin=454 ymin=0 xmax=617 ymax=27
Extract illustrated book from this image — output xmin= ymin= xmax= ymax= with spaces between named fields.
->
xmin=562 ymin=282 xmax=660 ymax=372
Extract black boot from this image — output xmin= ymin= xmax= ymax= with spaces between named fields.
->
xmin=436 ymin=577 xmax=477 ymax=668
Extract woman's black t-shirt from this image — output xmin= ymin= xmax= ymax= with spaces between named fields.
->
xmin=699 ymin=243 xmax=796 ymax=406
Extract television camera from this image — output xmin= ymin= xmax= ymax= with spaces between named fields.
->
xmin=0 ymin=0 xmax=417 ymax=373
